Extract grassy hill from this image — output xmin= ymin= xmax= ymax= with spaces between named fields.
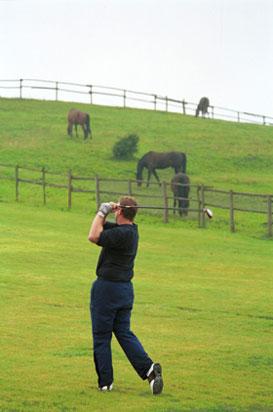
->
xmin=1 ymin=99 xmax=273 ymax=411
xmin=1 ymin=98 xmax=273 ymax=193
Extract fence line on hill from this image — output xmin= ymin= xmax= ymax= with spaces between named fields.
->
xmin=0 ymin=78 xmax=272 ymax=126
xmin=0 ymin=163 xmax=272 ymax=237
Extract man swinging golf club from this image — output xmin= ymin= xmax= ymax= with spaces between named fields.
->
xmin=88 ymin=196 xmax=163 ymax=395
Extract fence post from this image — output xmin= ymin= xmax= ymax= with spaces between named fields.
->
xmin=42 ymin=167 xmax=46 ymax=205
xmin=15 ymin=165 xmax=19 ymax=201
xmin=182 ymin=99 xmax=186 ymax=115
xmin=197 ymin=185 xmax=202 ymax=227
xmin=19 ymin=79 xmax=23 ymax=99
xmin=89 ymin=85 xmax=93 ymax=104
xmin=263 ymin=116 xmax=266 ymax=126
xmin=237 ymin=112 xmax=240 ymax=123
xmin=211 ymin=106 xmax=214 ymax=119
xmin=67 ymin=169 xmax=72 ymax=209
xmin=95 ymin=175 xmax=100 ymax=211
xmin=162 ymin=181 xmax=169 ymax=223
xmin=55 ymin=81 xmax=59 ymax=101
xmin=154 ymin=95 xmax=157 ymax=110
xmin=200 ymin=184 xmax=205 ymax=227
xmin=123 ymin=90 xmax=126 ymax=108
xmin=165 ymin=96 xmax=168 ymax=112
xmin=267 ymin=196 xmax=272 ymax=237
xmin=128 ymin=179 xmax=132 ymax=196
xmin=230 ymin=190 xmax=235 ymax=232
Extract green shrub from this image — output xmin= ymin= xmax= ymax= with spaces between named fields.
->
xmin=112 ymin=133 xmax=139 ymax=160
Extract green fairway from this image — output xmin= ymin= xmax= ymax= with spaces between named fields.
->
xmin=1 ymin=202 xmax=273 ymax=411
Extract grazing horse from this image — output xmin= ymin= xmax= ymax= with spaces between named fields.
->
xmin=136 ymin=151 xmax=187 ymax=187
xmin=67 ymin=109 xmax=92 ymax=140
xmin=195 ymin=97 xmax=210 ymax=117
xmin=171 ymin=173 xmax=190 ymax=216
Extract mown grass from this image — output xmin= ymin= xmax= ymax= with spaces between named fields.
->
xmin=1 ymin=202 xmax=273 ymax=411
xmin=1 ymin=98 xmax=273 ymax=411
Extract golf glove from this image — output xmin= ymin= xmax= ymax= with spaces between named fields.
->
xmin=97 ymin=202 xmax=113 ymax=217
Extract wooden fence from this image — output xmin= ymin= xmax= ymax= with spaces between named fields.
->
xmin=1 ymin=78 xmax=273 ymax=126
xmin=0 ymin=163 xmax=272 ymax=237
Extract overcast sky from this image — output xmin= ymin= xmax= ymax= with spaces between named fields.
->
xmin=1 ymin=0 xmax=273 ymax=116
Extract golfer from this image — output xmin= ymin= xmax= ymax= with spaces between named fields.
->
xmin=88 ymin=196 xmax=163 ymax=395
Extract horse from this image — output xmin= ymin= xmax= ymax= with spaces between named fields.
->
xmin=195 ymin=97 xmax=210 ymax=117
xmin=67 ymin=109 xmax=92 ymax=140
xmin=136 ymin=151 xmax=187 ymax=187
xmin=171 ymin=173 xmax=190 ymax=216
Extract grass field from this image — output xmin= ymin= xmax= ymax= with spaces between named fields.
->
xmin=1 ymin=98 xmax=273 ymax=411
xmin=1 ymin=202 xmax=273 ymax=411
xmin=1 ymin=98 xmax=273 ymax=193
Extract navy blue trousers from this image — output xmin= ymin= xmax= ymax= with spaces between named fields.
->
xmin=90 ymin=278 xmax=153 ymax=387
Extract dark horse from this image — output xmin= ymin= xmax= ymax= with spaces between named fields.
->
xmin=171 ymin=173 xmax=190 ymax=216
xmin=136 ymin=151 xmax=187 ymax=187
xmin=195 ymin=97 xmax=210 ymax=117
xmin=67 ymin=109 xmax=92 ymax=140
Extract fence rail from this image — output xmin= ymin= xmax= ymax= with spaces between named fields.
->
xmin=0 ymin=78 xmax=272 ymax=126
xmin=0 ymin=163 xmax=272 ymax=237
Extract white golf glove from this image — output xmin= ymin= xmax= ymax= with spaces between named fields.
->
xmin=97 ymin=202 xmax=113 ymax=218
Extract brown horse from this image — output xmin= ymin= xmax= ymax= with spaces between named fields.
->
xmin=195 ymin=97 xmax=210 ymax=117
xmin=171 ymin=173 xmax=190 ymax=216
xmin=67 ymin=109 xmax=92 ymax=140
xmin=136 ymin=151 xmax=187 ymax=187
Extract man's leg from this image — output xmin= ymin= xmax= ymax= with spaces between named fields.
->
xmin=90 ymin=280 xmax=115 ymax=388
xmin=113 ymin=305 xmax=153 ymax=379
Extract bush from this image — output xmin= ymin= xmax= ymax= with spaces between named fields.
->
xmin=112 ymin=133 xmax=139 ymax=160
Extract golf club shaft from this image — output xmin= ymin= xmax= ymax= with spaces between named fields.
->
xmin=120 ymin=205 xmax=207 ymax=212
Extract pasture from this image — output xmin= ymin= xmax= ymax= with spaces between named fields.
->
xmin=1 ymin=98 xmax=273 ymax=193
xmin=1 ymin=98 xmax=273 ymax=411
xmin=1 ymin=202 xmax=273 ymax=411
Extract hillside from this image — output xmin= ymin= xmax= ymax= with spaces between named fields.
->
xmin=1 ymin=98 xmax=273 ymax=193
xmin=1 ymin=98 xmax=273 ymax=411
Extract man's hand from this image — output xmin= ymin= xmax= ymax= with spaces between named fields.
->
xmin=97 ymin=202 xmax=114 ymax=218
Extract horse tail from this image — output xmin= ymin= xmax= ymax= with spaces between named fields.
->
xmin=85 ymin=114 xmax=92 ymax=138
xmin=171 ymin=173 xmax=190 ymax=216
xmin=136 ymin=159 xmax=144 ymax=186
xmin=182 ymin=153 xmax=187 ymax=173
xmin=67 ymin=121 xmax=73 ymax=136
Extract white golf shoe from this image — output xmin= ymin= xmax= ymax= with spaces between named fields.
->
xmin=98 ymin=383 xmax=113 ymax=392
xmin=147 ymin=363 xmax=163 ymax=395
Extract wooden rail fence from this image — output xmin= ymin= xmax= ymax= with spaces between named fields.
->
xmin=0 ymin=163 xmax=272 ymax=237
xmin=1 ymin=78 xmax=273 ymax=126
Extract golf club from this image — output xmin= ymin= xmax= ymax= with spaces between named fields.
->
xmin=118 ymin=204 xmax=213 ymax=217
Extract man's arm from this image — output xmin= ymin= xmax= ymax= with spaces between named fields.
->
xmin=88 ymin=202 xmax=119 ymax=244
xmin=88 ymin=214 xmax=105 ymax=244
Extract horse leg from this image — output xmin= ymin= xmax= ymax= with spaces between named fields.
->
xmin=152 ymin=169 xmax=161 ymax=186
xmin=146 ymin=170 xmax=152 ymax=187
xmin=67 ymin=122 xmax=73 ymax=137
xmin=179 ymin=199 xmax=183 ymax=217
xmin=82 ymin=125 xmax=87 ymax=140
xmin=75 ymin=124 xmax=78 ymax=137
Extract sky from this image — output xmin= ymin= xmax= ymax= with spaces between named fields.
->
xmin=1 ymin=0 xmax=273 ymax=116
